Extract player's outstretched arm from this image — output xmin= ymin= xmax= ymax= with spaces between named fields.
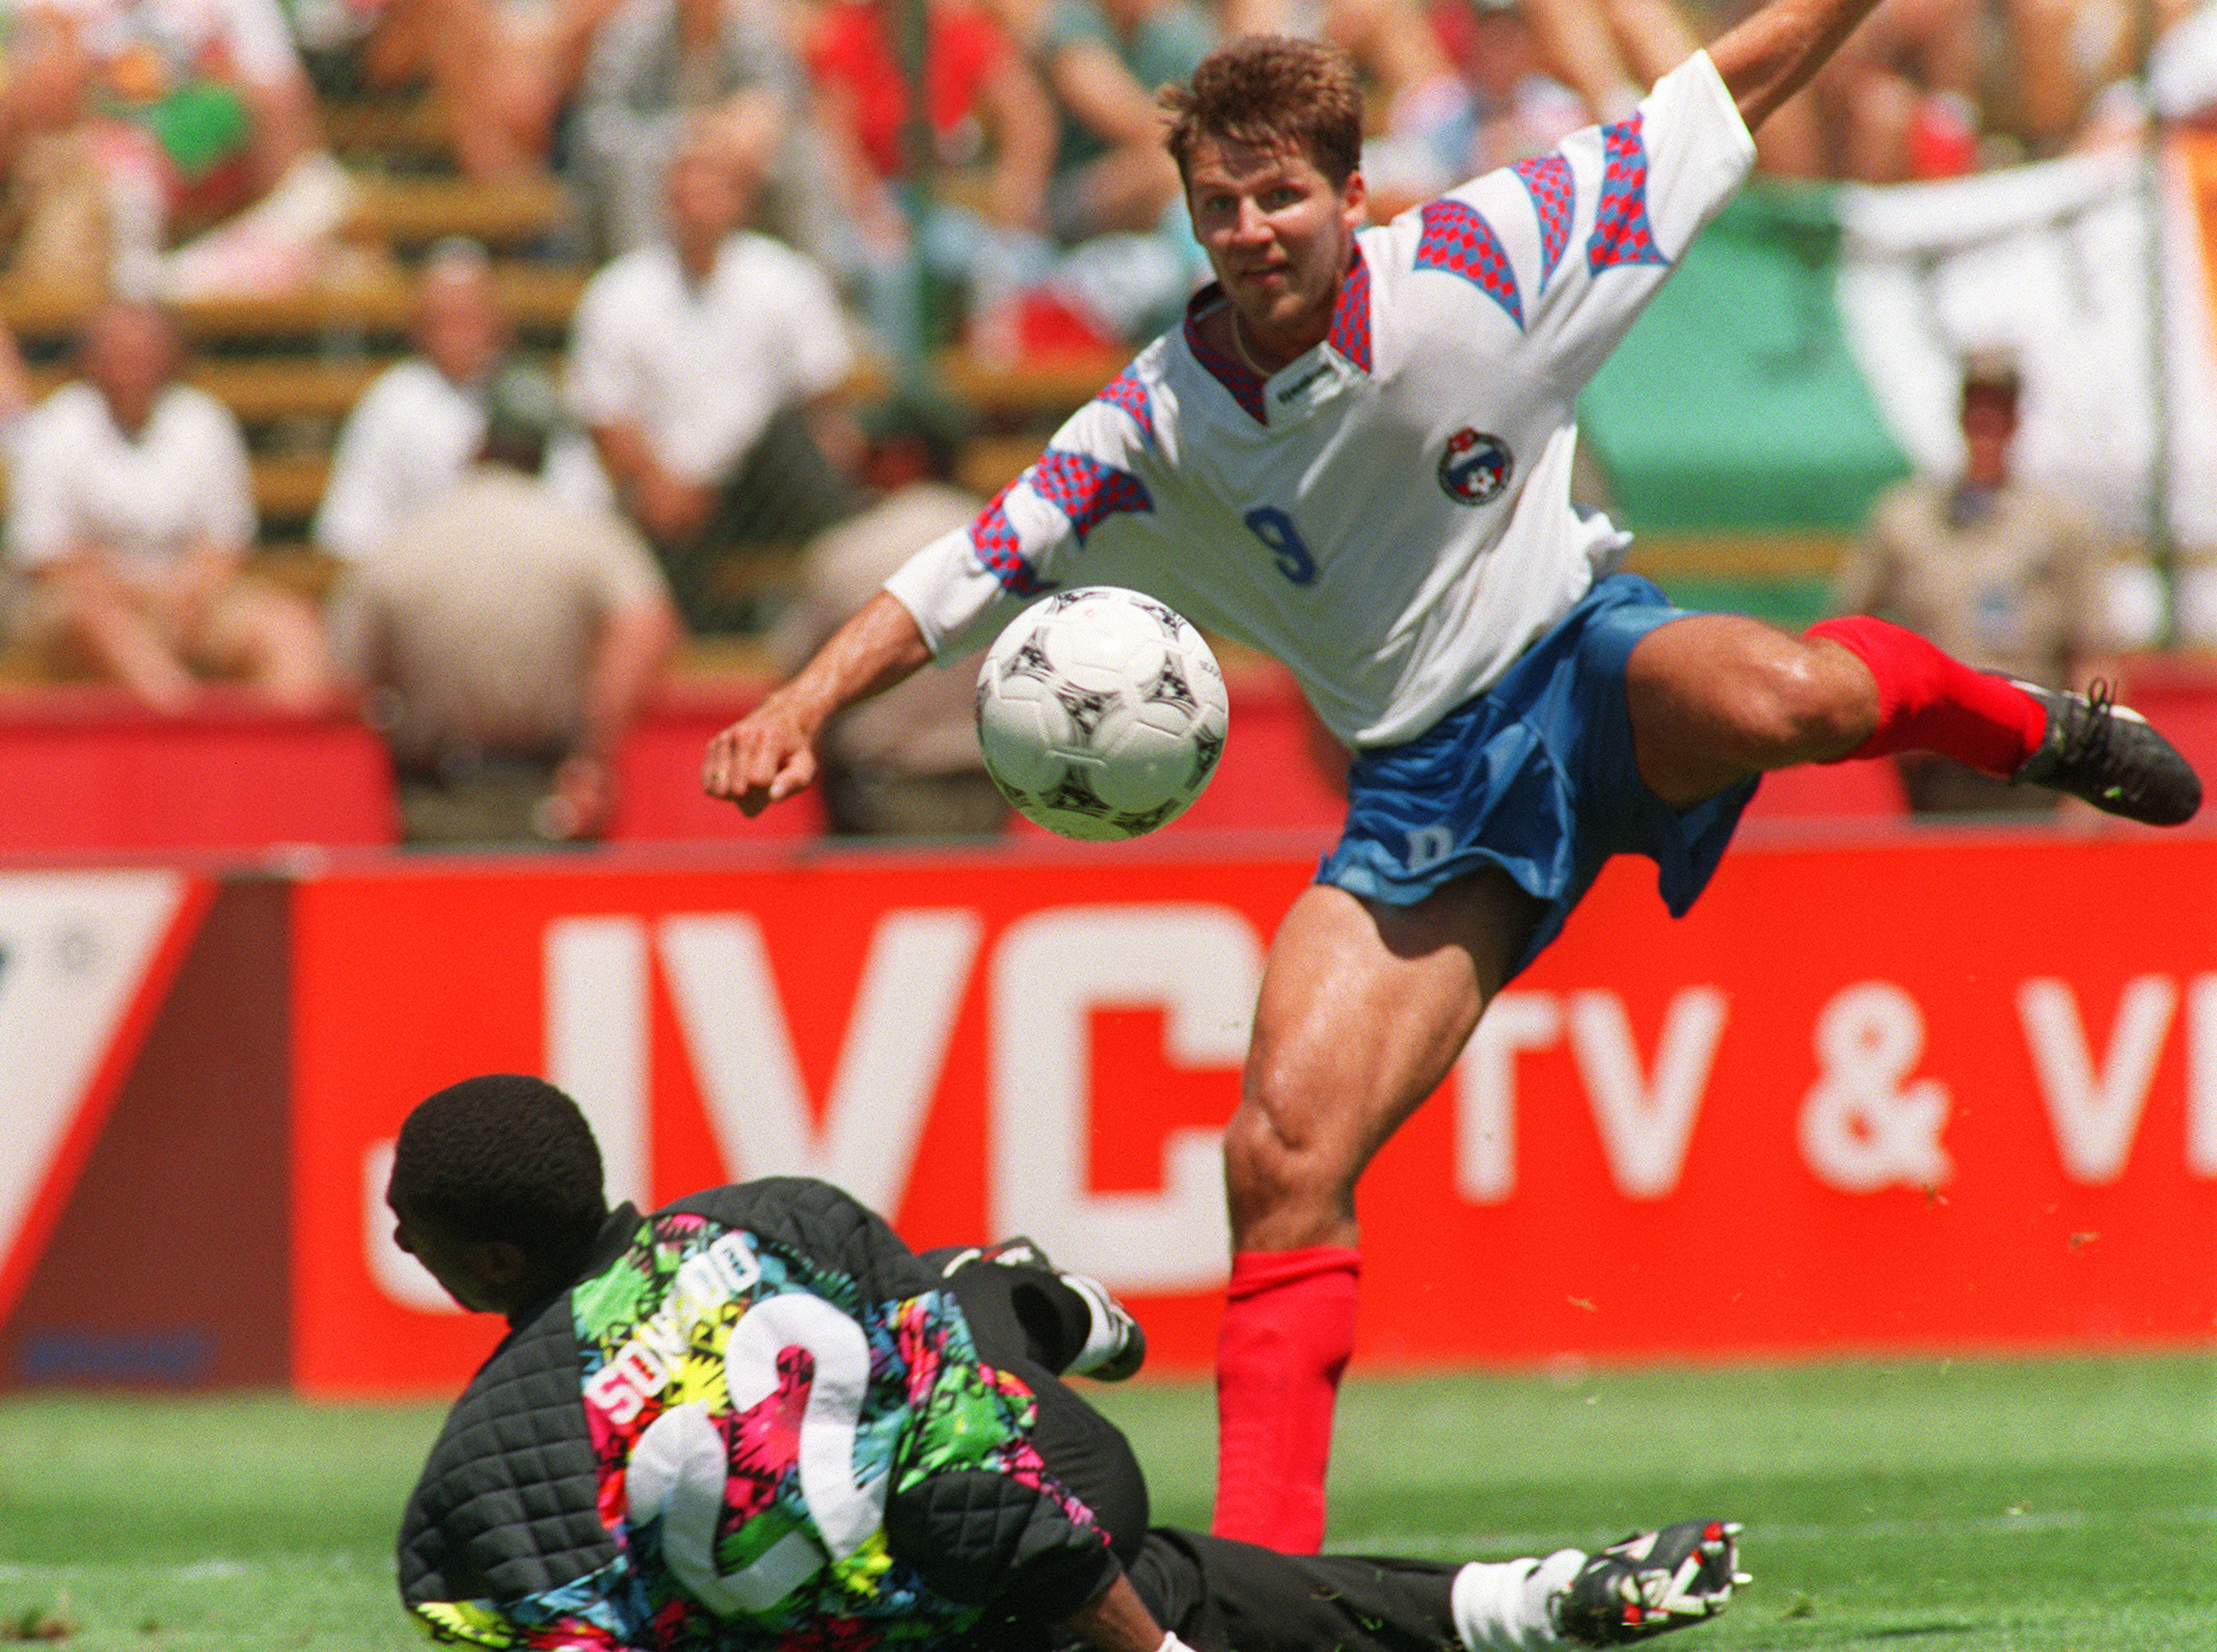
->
xmin=701 ymin=590 xmax=934 ymax=814
xmin=1708 ymin=0 xmax=1892 ymax=131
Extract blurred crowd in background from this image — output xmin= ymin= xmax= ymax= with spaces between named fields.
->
xmin=0 ymin=0 xmax=2212 ymax=842
xmin=0 ymin=0 xmax=2197 ymax=316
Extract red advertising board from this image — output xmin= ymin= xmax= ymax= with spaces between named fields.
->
xmin=287 ymin=830 xmax=2217 ymax=1398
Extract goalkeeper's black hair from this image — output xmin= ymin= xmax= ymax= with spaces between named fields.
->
xmin=388 ymin=1075 xmax=607 ymax=1269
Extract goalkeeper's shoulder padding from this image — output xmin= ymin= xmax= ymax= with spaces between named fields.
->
xmin=397 ymin=1298 xmax=613 ymax=1609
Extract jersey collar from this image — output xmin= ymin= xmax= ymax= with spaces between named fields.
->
xmin=1183 ymin=244 xmax=1373 ymax=424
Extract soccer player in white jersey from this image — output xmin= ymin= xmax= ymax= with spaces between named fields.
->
xmin=704 ymin=0 xmax=2202 ymax=1556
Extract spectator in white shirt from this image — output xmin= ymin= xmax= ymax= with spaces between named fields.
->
xmin=566 ymin=122 xmax=862 ymax=629
xmin=570 ymin=0 xmax=796 ymax=257
xmin=4 ymin=301 xmax=333 ymax=712
xmin=317 ymin=239 xmax=608 ymax=562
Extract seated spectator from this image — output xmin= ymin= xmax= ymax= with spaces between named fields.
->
xmin=1751 ymin=0 xmax=2150 ymax=180
xmin=1001 ymin=0 xmax=1211 ymax=242
xmin=569 ymin=0 xmax=795 ymax=256
xmin=289 ymin=0 xmax=613 ymax=181
xmin=1826 ymin=350 xmax=2111 ymax=814
xmin=0 ymin=0 xmax=356 ymax=298
xmin=1798 ymin=0 xmax=1983 ymax=182
xmin=1414 ymin=0 xmax=1585 ymax=187
xmin=960 ymin=0 xmax=1214 ymax=348
xmin=806 ymin=0 xmax=1058 ymax=360
xmin=331 ymin=363 xmax=681 ymax=843
xmin=1508 ymin=0 xmax=1690 ymax=123
xmin=773 ymin=396 xmax=1010 ymax=836
xmin=1223 ymin=0 xmax=1471 ymax=208
xmin=1317 ymin=0 xmax=1692 ymax=144
xmin=566 ymin=124 xmax=862 ymax=630
xmin=317 ymin=238 xmax=607 ymax=562
xmin=3 ymin=301 xmax=333 ymax=712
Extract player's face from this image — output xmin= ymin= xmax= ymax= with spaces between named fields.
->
xmin=390 ymin=1202 xmax=522 ymax=1315
xmin=1185 ymin=137 xmax=1366 ymax=359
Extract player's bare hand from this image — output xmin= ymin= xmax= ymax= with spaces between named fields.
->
xmin=702 ymin=702 xmax=819 ymax=815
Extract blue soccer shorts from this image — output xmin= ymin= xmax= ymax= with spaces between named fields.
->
xmin=1315 ymin=573 xmax=1757 ymax=982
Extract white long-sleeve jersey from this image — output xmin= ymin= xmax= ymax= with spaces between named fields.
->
xmin=887 ymin=53 xmax=1756 ymax=750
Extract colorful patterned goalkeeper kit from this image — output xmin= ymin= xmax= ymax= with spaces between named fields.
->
xmin=398 ymin=1179 xmax=1117 ymax=1650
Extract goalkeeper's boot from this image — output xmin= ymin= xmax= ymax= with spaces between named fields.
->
xmin=1551 ymin=1520 xmax=1748 ymax=1646
xmin=2009 ymin=679 xmax=2202 ymax=825
xmin=941 ymin=1236 xmax=1147 ymax=1381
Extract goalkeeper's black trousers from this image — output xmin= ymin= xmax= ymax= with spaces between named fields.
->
xmin=930 ymin=1247 xmax=1466 ymax=1652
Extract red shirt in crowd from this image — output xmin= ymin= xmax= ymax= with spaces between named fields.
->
xmin=806 ymin=0 xmax=1016 ymax=180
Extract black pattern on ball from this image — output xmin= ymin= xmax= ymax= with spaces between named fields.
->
xmin=1053 ymin=684 xmax=1117 ymax=740
xmin=1133 ymin=597 xmax=1186 ymax=639
xmin=1190 ymin=724 xmax=1226 ymax=784
xmin=1002 ymin=637 xmax=1055 ymax=684
xmin=1142 ymin=658 xmax=1197 ymax=712
xmin=974 ymin=587 xmax=1231 ymax=842
xmin=1112 ymin=801 xmax=1179 ymax=834
xmin=1043 ymin=771 xmax=1110 ymax=815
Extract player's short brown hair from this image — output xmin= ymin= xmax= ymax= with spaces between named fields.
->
xmin=1161 ymin=34 xmax=1365 ymax=189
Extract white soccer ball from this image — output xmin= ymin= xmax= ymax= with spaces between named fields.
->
xmin=975 ymin=587 xmax=1230 ymax=841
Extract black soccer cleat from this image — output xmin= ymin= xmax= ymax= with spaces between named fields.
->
xmin=941 ymin=1236 xmax=1148 ymax=1381
xmin=1551 ymin=1519 xmax=1748 ymax=1646
xmin=2009 ymin=679 xmax=2202 ymax=825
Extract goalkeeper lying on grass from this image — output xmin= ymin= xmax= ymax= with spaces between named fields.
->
xmin=386 ymin=1073 xmax=1748 ymax=1650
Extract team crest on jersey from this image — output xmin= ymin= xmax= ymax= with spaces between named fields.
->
xmin=1438 ymin=428 xmax=1512 ymax=505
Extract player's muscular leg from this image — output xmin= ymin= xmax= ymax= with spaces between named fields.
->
xmin=1213 ymin=868 xmax=1541 ymax=1550
xmin=1624 ymin=614 xmax=1878 ymax=809
xmin=1226 ymin=870 xmax=1543 ymax=1250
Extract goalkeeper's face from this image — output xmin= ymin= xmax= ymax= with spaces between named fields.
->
xmin=390 ymin=1203 xmax=534 ymax=1316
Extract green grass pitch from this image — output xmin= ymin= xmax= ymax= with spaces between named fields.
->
xmin=0 ymin=1353 xmax=2207 ymax=1649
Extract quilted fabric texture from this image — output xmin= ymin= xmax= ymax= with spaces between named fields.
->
xmin=888 ymin=1469 xmax=1119 ymax=1618
xmin=397 ymin=1212 xmax=636 ymax=1603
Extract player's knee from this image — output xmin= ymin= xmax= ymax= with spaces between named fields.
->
xmin=1733 ymin=643 xmax=1873 ymax=763
xmin=1222 ymin=1097 xmax=1354 ymax=1241
xmin=1222 ymin=1101 xmax=1298 ymax=1197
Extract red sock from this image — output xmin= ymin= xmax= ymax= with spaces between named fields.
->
xmin=1805 ymin=615 xmax=2049 ymax=775
xmin=1210 ymin=1246 xmax=1360 ymax=1553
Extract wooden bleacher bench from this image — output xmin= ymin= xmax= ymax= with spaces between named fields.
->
xmin=350 ymin=174 xmax=574 ymax=251
xmin=936 ymin=348 xmax=1126 ymax=418
xmin=0 ymin=264 xmax=587 ymax=342
xmin=20 ymin=357 xmax=383 ymax=422
xmin=1 ymin=264 xmax=585 ymax=539
xmin=323 ymin=97 xmax=455 ymax=165
xmin=23 ymin=350 xmax=567 ymax=425
xmin=250 ymin=455 xmax=334 ymax=523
